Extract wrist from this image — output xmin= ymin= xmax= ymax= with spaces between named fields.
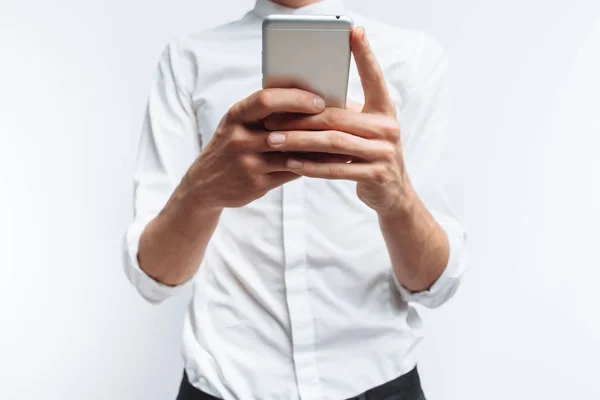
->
xmin=377 ymin=182 xmax=419 ymax=223
xmin=177 ymin=172 xmax=224 ymax=216
xmin=162 ymin=176 xmax=223 ymax=240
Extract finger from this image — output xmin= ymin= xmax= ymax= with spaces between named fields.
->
xmin=264 ymin=171 xmax=301 ymax=187
xmin=258 ymin=152 xmax=354 ymax=173
xmin=231 ymin=127 xmax=369 ymax=155
xmin=266 ymin=130 xmax=392 ymax=161
xmin=284 ymin=158 xmax=380 ymax=182
xmin=351 ymin=27 xmax=395 ymax=116
xmin=264 ymin=108 xmax=400 ymax=142
xmin=302 ymin=153 xmax=355 ymax=164
xmin=258 ymin=152 xmax=295 ymax=172
xmin=229 ymin=88 xmax=326 ymax=123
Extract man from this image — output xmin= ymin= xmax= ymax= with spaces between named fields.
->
xmin=124 ymin=0 xmax=468 ymax=399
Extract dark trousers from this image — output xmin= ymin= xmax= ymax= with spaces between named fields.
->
xmin=176 ymin=367 xmax=426 ymax=400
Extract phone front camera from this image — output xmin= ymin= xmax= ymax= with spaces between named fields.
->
xmin=336 ymin=15 xmax=340 ymax=19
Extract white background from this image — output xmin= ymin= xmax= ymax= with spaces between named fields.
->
xmin=1 ymin=0 xmax=599 ymax=399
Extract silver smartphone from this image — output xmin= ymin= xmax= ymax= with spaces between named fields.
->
xmin=262 ymin=14 xmax=354 ymax=109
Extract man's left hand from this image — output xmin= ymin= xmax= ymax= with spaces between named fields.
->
xmin=263 ymin=26 xmax=415 ymax=216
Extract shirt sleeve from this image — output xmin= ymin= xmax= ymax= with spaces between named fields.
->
xmin=389 ymin=34 xmax=470 ymax=309
xmin=123 ymin=39 xmax=202 ymax=304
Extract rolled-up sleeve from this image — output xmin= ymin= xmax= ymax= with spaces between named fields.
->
xmin=124 ymin=39 xmax=201 ymax=304
xmin=390 ymin=34 xmax=470 ymax=308
xmin=392 ymin=214 xmax=468 ymax=308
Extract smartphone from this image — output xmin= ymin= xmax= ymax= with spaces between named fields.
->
xmin=262 ymin=14 xmax=354 ymax=109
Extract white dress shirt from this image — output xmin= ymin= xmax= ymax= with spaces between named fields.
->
xmin=124 ymin=0 xmax=469 ymax=399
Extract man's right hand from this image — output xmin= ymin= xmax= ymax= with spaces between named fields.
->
xmin=179 ymin=88 xmax=327 ymax=210
xmin=138 ymin=88 xmax=326 ymax=287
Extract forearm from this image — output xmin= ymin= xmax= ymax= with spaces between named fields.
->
xmin=378 ymin=185 xmax=449 ymax=293
xmin=138 ymin=180 xmax=222 ymax=287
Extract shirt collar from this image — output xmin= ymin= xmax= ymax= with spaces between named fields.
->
xmin=252 ymin=0 xmax=345 ymax=19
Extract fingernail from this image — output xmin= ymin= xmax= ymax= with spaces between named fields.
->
xmin=268 ymin=132 xmax=286 ymax=145
xmin=314 ymin=97 xmax=326 ymax=110
xmin=287 ymin=159 xmax=303 ymax=169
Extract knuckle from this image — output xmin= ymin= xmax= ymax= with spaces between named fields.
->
xmin=372 ymin=67 xmax=386 ymax=84
xmin=226 ymin=107 xmax=239 ymax=122
xmin=256 ymin=90 xmax=274 ymax=109
xmin=364 ymin=70 xmax=385 ymax=86
xmin=328 ymin=131 xmax=346 ymax=150
xmin=227 ymin=100 xmax=246 ymax=122
xmin=381 ymin=119 xmax=401 ymax=141
xmin=370 ymin=164 xmax=389 ymax=184
xmin=329 ymin=165 xmax=345 ymax=178
xmin=229 ymin=129 xmax=249 ymax=151
xmin=379 ymin=143 xmax=396 ymax=161
xmin=240 ymin=154 xmax=260 ymax=171
xmin=324 ymin=108 xmax=345 ymax=128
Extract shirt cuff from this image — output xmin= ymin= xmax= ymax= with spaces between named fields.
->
xmin=392 ymin=219 xmax=468 ymax=308
xmin=123 ymin=218 xmax=193 ymax=304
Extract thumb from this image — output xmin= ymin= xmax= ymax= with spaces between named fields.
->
xmin=351 ymin=27 xmax=395 ymax=116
